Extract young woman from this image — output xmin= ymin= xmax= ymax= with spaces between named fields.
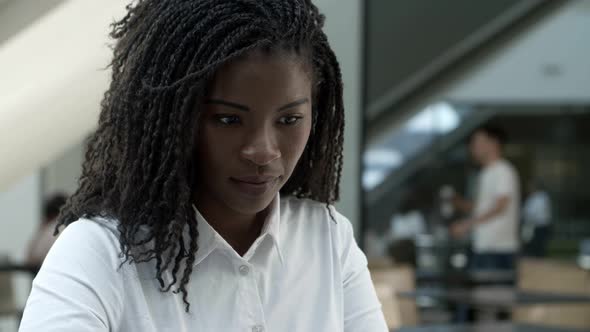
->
xmin=19 ymin=1 xmax=387 ymax=331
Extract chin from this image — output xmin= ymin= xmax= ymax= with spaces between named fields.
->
xmin=223 ymin=177 xmax=284 ymax=215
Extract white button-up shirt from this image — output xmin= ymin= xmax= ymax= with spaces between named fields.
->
xmin=20 ymin=195 xmax=388 ymax=331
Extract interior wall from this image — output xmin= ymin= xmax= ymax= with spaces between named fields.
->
xmin=316 ymin=0 xmax=363 ymax=236
xmin=0 ymin=173 xmax=41 ymax=309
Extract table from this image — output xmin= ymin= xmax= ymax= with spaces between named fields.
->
xmin=416 ymin=270 xmax=515 ymax=286
xmin=394 ymin=322 xmax=587 ymax=332
xmin=399 ymin=286 xmax=590 ymax=309
xmin=0 ymin=263 xmax=40 ymax=276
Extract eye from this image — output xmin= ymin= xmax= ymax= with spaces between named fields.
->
xmin=278 ymin=115 xmax=302 ymax=125
xmin=215 ymin=115 xmax=241 ymax=125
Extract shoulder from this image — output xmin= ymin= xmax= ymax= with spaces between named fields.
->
xmin=281 ymin=195 xmax=350 ymax=226
xmin=488 ymin=160 xmax=517 ymax=179
xmin=44 ymin=217 xmax=124 ymax=272
xmin=532 ymin=191 xmax=550 ymax=202
xmin=498 ymin=159 xmax=517 ymax=173
xmin=23 ymin=217 xmax=129 ymax=331
xmin=58 ymin=217 xmax=120 ymax=249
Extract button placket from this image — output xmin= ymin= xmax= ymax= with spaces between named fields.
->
xmin=239 ymin=264 xmax=250 ymax=276
xmin=235 ymin=261 xmax=266 ymax=331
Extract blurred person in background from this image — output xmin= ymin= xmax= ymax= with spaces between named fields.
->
xmin=390 ymin=191 xmax=426 ymax=243
xmin=25 ymin=193 xmax=67 ymax=267
xmin=522 ymin=179 xmax=552 ymax=257
xmin=450 ymin=125 xmax=521 ymax=270
xmin=386 ymin=192 xmax=426 ymax=266
xmin=18 ymin=1 xmax=388 ymax=331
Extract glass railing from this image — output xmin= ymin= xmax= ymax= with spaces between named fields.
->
xmin=363 ymin=101 xmax=474 ymax=191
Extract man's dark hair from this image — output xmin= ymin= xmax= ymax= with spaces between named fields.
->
xmin=57 ymin=0 xmax=344 ymax=312
xmin=43 ymin=193 xmax=68 ymax=222
xmin=473 ymin=124 xmax=508 ymax=146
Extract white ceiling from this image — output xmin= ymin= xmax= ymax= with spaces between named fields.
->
xmin=447 ymin=0 xmax=590 ymax=104
xmin=0 ymin=0 xmax=126 ymax=190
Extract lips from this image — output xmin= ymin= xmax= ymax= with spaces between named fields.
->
xmin=232 ymin=175 xmax=277 ymax=184
xmin=230 ymin=175 xmax=279 ymax=196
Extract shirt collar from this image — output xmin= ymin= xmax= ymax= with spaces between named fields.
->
xmin=260 ymin=194 xmax=284 ymax=265
xmin=191 ymin=194 xmax=284 ymax=267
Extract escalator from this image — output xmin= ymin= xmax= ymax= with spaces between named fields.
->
xmin=362 ymin=0 xmax=568 ymax=229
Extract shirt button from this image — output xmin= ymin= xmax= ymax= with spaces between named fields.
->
xmin=252 ymin=325 xmax=264 ymax=332
xmin=239 ymin=265 xmax=250 ymax=276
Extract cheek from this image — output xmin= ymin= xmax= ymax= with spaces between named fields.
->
xmin=197 ymin=126 xmax=237 ymax=173
xmin=280 ymin=121 xmax=311 ymax=169
xmin=476 ymin=142 xmax=486 ymax=154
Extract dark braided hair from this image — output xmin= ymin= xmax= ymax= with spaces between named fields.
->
xmin=57 ymin=0 xmax=344 ymax=312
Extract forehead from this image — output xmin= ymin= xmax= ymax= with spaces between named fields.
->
xmin=471 ymin=131 xmax=490 ymax=143
xmin=207 ymin=50 xmax=312 ymax=100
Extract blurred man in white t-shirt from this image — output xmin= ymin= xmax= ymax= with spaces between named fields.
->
xmin=451 ymin=125 xmax=520 ymax=270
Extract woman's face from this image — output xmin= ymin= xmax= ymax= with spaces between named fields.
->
xmin=195 ymin=51 xmax=313 ymax=216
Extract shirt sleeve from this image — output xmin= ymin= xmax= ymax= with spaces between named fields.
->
xmin=493 ymin=164 xmax=517 ymax=199
xmin=333 ymin=209 xmax=389 ymax=332
xmin=19 ymin=219 xmax=125 ymax=332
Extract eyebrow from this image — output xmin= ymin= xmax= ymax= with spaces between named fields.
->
xmin=204 ymin=98 xmax=309 ymax=112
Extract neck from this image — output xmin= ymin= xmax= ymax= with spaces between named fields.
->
xmin=194 ymin=194 xmax=267 ymax=256
xmin=482 ymin=152 xmax=501 ymax=167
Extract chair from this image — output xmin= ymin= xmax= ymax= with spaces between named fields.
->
xmin=513 ymin=257 xmax=590 ymax=330
xmin=370 ymin=264 xmax=419 ymax=329
xmin=373 ymin=282 xmax=402 ymax=329
xmin=0 ymin=257 xmax=22 ymax=331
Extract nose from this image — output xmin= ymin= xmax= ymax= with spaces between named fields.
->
xmin=240 ymin=126 xmax=281 ymax=166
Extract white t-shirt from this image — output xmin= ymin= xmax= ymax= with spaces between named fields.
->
xmin=523 ymin=191 xmax=552 ymax=227
xmin=19 ymin=195 xmax=387 ymax=332
xmin=473 ymin=159 xmax=520 ymax=253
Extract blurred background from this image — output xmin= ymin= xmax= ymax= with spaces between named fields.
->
xmin=1 ymin=0 xmax=589 ymax=331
